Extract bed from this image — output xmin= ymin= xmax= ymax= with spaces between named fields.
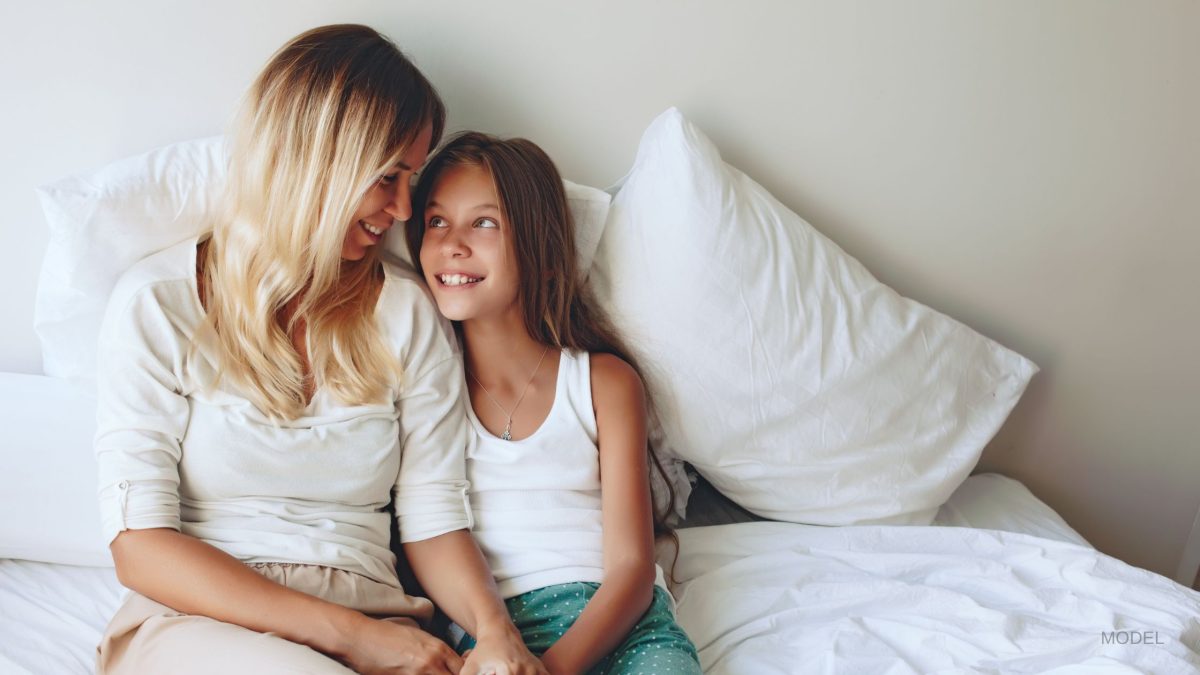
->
xmin=10 ymin=473 xmax=1193 ymax=674
xmin=674 ymin=477 xmax=1199 ymax=673
xmin=3 ymin=107 xmax=1198 ymax=673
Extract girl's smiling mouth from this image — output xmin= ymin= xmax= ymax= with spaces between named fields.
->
xmin=436 ymin=272 xmax=485 ymax=287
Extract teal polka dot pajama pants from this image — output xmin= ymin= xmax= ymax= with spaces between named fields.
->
xmin=456 ymin=581 xmax=702 ymax=674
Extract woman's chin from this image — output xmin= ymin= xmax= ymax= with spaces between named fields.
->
xmin=340 ymin=245 xmax=368 ymax=261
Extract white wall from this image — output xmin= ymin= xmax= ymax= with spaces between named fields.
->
xmin=1 ymin=1 xmax=1196 ymax=584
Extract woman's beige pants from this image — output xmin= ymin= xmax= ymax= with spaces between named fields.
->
xmin=96 ymin=562 xmax=433 ymax=674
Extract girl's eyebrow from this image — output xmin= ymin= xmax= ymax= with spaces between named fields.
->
xmin=426 ymin=200 xmax=501 ymax=211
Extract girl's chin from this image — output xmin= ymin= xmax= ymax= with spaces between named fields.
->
xmin=430 ymin=299 xmax=475 ymax=322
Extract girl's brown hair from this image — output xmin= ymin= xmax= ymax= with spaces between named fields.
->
xmin=407 ymin=132 xmax=681 ymax=553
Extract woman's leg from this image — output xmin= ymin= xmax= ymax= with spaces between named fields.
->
xmin=98 ymin=562 xmax=430 ymax=674
xmin=97 ymin=591 xmax=357 ymax=674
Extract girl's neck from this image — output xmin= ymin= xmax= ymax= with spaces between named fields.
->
xmin=462 ymin=315 xmax=552 ymax=386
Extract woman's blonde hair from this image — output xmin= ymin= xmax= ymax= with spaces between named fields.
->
xmin=201 ymin=24 xmax=445 ymax=420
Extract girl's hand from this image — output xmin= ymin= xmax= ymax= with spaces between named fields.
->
xmin=343 ymin=616 xmax=464 ymax=674
xmin=461 ymin=627 xmax=549 ymax=675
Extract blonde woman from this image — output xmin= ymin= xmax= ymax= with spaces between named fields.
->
xmin=94 ymin=25 xmax=545 ymax=675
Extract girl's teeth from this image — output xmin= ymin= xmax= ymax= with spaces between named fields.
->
xmin=361 ymin=221 xmax=382 ymax=236
xmin=441 ymin=274 xmax=480 ymax=286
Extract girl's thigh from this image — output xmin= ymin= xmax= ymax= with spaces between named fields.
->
xmin=457 ymin=582 xmax=702 ymax=675
xmin=598 ymin=587 xmax=702 ymax=675
xmin=456 ymin=582 xmax=599 ymax=655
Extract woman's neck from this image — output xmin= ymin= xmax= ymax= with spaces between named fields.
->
xmin=461 ymin=315 xmax=551 ymax=387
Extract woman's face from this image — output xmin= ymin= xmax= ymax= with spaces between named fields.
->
xmin=419 ymin=163 xmax=521 ymax=323
xmin=341 ymin=125 xmax=434 ymax=261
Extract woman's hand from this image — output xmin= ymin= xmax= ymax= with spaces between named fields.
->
xmin=460 ymin=626 xmax=549 ymax=675
xmin=342 ymin=616 xmax=465 ymax=675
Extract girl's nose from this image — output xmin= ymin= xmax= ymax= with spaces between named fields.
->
xmin=442 ymin=228 xmax=469 ymax=257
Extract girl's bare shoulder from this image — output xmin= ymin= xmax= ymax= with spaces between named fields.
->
xmin=589 ymin=352 xmax=645 ymax=405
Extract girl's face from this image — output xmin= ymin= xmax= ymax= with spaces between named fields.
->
xmin=419 ymin=163 xmax=521 ymax=323
xmin=341 ymin=125 xmax=433 ymax=261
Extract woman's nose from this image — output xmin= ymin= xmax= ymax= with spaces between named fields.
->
xmin=383 ymin=180 xmax=412 ymax=221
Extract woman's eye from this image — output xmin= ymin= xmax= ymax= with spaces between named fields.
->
xmin=475 ymin=218 xmax=499 ymax=229
xmin=378 ymin=173 xmax=399 ymax=185
xmin=428 ymin=216 xmax=446 ymax=229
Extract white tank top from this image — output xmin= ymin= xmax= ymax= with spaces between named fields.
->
xmin=464 ymin=348 xmax=667 ymax=599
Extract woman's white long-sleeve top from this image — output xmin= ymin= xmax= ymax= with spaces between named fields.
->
xmin=94 ymin=237 xmax=473 ymax=587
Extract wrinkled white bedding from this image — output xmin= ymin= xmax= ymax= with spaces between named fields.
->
xmin=0 ymin=560 xmax=122 ymax=674
xmin=670 ymin=522 xmax=1200 ymax=674
xmin=3 ymin=478 xmax=1195 ymax=674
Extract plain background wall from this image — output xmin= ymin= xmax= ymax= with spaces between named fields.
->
xmin=1 ymin=1 xmax=1196 ymax=585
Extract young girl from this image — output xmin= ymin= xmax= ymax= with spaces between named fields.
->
xmin=94 ymin=26 xmax=544 ymax=675
xmin=408 ymin=132 xmax=702 ymax=675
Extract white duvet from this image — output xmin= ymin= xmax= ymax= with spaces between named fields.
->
xmin=3 ymin=521 xmax=1198 ymax=674
xmin=669 ymin=522 xmax=1200 ymax=674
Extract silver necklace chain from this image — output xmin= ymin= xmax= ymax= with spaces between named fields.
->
xmin=468 ymin=346 xmax=550 ymax=441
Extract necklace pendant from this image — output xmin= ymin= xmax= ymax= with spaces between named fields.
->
xmin=469 ymin=346 xmax=549 ymax=443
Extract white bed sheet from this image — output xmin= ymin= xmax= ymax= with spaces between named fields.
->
xmin=669 ymin=522 xmax=1200 ymax=673
xmin=0 ymin=474 xmax=1172 ymax=674
xmin=0 ymin=560 xmax=122 ymax=674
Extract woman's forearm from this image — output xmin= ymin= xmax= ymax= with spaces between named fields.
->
xmin=109 ymin=528 xmax=364 ymax=659
xmin=539 ymin=564 xmax=656 ymax=675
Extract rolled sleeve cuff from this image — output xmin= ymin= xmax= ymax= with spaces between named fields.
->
xmin=395 ymin=481 xmax=474 ymax=543
xmin=98 ymin=478 xmax=182 ymax=545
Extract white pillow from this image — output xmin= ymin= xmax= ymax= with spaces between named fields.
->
xmin=0 ymin=373 xmax=110 ymax=566
xmin=34 ymin=137 xmax=612 ymax=391
xmin=934 ymin=473 xmax=1090 ymax=547
xmin=590 ymin=108 xmax=1037 ymax=526
xmin=35 ymin=137 xmax=226 ymax=389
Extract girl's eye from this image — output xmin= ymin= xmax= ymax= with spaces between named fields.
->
xmin=378 ymin=173 xmax=399 ymax=186
xmin=475 ymin=218 xmax=499 ymax=229
xmin=428 ymin=216 xmax=446 ymax=229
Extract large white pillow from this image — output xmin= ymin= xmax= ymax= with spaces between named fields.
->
xmin=0 ymin=373 xmax=110 ymax=566
xmin=34 ymin=137 xmax=612 ymax=391
xmin=590 ymin=108 xmax=1037 ymax=526
xmin=35 ymin=137 xmax=226 ymax=389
